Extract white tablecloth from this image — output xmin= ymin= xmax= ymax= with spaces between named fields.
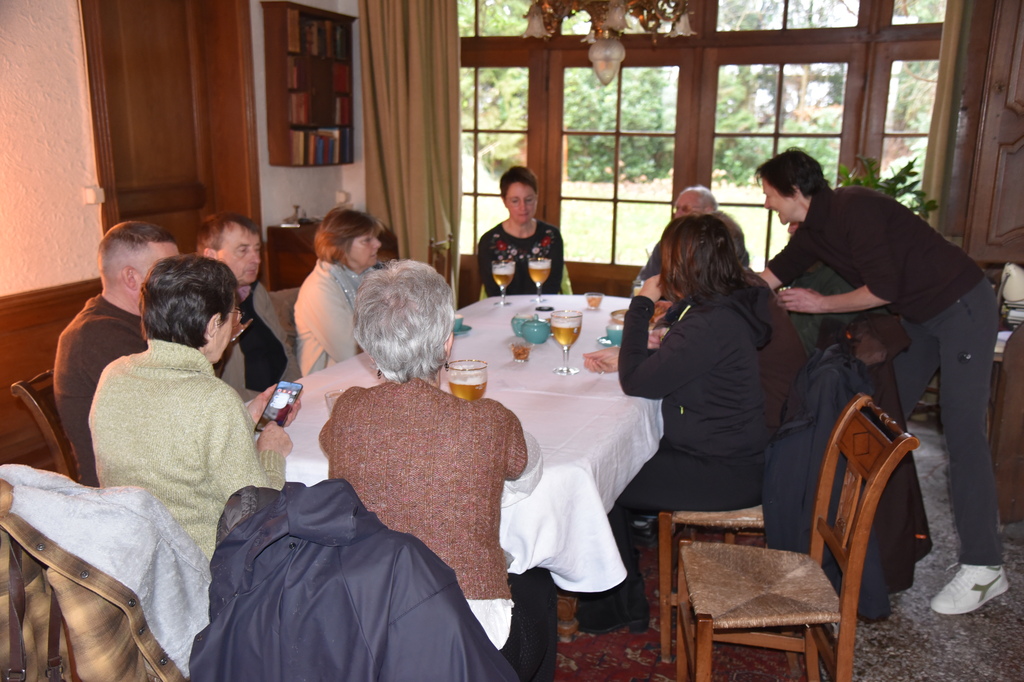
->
xmin=283 ymin=294 xmax=661 ymax=592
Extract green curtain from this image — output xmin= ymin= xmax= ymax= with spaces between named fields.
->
xmin=922 ymin=0 xmax=966 ymax=231
xmin=357 ymin=0 xmax=461 ymax=283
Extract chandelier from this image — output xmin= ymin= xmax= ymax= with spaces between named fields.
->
xmin=523 ymin=0 xmax=696 ymax=86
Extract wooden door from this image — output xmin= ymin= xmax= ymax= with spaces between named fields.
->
xmin=960 ymin=0 xmax=1024 ymax=262
xmin=80 ymin=0 xmax=261 ymax=251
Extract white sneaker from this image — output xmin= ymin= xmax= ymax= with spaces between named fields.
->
xmin=930 ymin=564 xmax=1008 ymax=615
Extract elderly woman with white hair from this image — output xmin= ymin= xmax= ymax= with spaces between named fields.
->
xmin=319 ymin=260 xmax=556 ymax=682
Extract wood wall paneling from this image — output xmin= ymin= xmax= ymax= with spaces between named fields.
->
xmin=0 ymin=281 xmax=101 ymax=468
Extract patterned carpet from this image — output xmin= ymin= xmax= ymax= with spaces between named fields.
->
xmin=554 ymin=531 xmax=806 ymax=682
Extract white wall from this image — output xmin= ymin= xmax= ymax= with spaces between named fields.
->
xmin=0 ymin=0 xmax=104 ymax=297
xmin=250 ymin=0 xmax=366 ymax=228
xmin=0 ymin=0 xmax=367 ymax=299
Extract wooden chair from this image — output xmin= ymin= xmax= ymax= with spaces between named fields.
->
xmin=674 ymin=394 xmax=919 ymax=682
xmin=10 ymin=370 xmax=79 ymax=481
xmin=657 ymin=504 xmax=764 ymax=663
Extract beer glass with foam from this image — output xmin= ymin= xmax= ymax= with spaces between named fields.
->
xmin=448 ymin=360 xmax=488 ymax=401
xmin=491 ymin=260 xmax=515 ymax=306
xmin=528 ymin=257 xmax=551 ymax=303
xmin=550 ymin=310 xmax=582 ymax=376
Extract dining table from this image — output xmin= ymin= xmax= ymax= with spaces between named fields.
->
xmin=282 ymin=293 xmax=662 ymax=603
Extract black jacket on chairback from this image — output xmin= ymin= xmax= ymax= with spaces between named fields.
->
xmin=190 ymin=479 xmax=517 ymax=682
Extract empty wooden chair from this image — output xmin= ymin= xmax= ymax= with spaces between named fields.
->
xmin=657 ymin=504 xmax=764 ymax=662
xmin=10 ymin=370 xmax=79 ymax=481
xmin=674 ymin=394 xmax=919 ymax=682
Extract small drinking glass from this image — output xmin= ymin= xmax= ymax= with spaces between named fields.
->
xmin=448 ymin=360 xmax=488 ymax=401
xmin=492 ymin=260 xmax=515 ymax=306
xmin=550 ymin=310 xmax=583 ymax=376
xmin=324 ymin=389 xmax=344 ymax=413
xmin=585 ymin=292 xmax=604 ymax=310
xmin=528 ymin=257 xmax=552 ymax=303
xmin=510 ymin=340 xmax=532 ymax=362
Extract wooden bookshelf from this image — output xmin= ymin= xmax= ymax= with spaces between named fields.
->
xmin=262 ymin=2 xmax=355 ymax=166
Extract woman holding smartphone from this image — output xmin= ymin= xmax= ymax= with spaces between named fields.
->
xmin=91 ymin=255 xmax=297 ymax=558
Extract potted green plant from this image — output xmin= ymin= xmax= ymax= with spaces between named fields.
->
xmin=837 ymin=155 xmax=938 ymax=219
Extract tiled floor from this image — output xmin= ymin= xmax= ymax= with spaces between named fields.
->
xmin=853 ymin=419 xmax=1024 ymax=681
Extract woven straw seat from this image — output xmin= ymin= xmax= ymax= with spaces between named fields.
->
xmin=673 ymin=395 xmax=919 ymax=682
xmin=681 ymin=542 xmax=839 ymax=630
xmin=670 ymin=505 xmax=764 ymax=529
xmin=658 ymin=505 xmax=765 ymax=662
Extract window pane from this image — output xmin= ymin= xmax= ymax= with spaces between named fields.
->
xmin=476 ymin=132 xmax=527 ymax=193
xmin=788 ymin=0 xmax=859 ymax=29
xmin=620 ymin=67 xmax=678 ymax=133
xmin=723 ymin=205 xmax=773 ymax=270
xmin=619 ymin=136 xmax=674 ymax=199
xmin=564 ymin=135 xmax=615 ymax=198
xmin=480 ymin=0 xmax=532 ymax=37
xmin=718 ymin=0 xmax=783 ymax=31
xmin=781 ymin=63 xmax=847 ymax=134
xmin=461 ymin=133 xmax=476 ymax=193
xmin=564 ymin=68 xmax=617 ymax=132
xmin=886 ymin=61 xmax=938 ymax=134
xmin=460 ymin=68 xmax=476 ymax=131
xmin=561 ymin=200 xmax=613 ymax=262
xmin=615 ymin=202 xmax=672 ymax=266
xmin=460 ymin=195 xmax=477 ymax=256
xmin=457 ymin=0 xmax=476 ymax=37
xmin=893 ymin=0 xmax=946 ymax=24
xmin=716 ymin=64 xmax=779 ymax=134
xmin=713 ymin=136 xmax=774 ymax=190
xmin=478 ymin=67 xmax=529 ymax=131
xmin=881 ymin=136 xmax=928 ymax=174
xmin=782 ymin=137 xmax=842 ymax=181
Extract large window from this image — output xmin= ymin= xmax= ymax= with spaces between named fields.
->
xmin=459 ymin=0 xmax=943 ymax=271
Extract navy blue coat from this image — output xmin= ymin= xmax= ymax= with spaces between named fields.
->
xmin=189 ymin=480 xmax=518 ymax=682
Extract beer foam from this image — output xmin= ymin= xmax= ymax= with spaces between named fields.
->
xmin=529 ymin=259 xmax=551 ymax=270
xmin=449 ymin=370 xmax=486 ymax=386
xmin=493 ymin=262 xmax=515 ymax=275
xmin=551 ymin=316 xmax=581 ymax=328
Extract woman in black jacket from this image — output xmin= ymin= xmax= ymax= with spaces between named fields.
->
xmin=578 ymin=213 xmax=774 ymax=635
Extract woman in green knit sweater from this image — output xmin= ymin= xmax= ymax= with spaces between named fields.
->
xmin=91 ymin=255 xmax=293 ymax=558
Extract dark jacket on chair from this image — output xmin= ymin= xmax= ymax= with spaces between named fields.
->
xmin=189 ymin=479 xmax=518 ymax=682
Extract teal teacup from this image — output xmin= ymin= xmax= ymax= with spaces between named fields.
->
xmin=454 ymin=314 xmax=465 ymax=333
xmin=605 ymin=324 xmax=624 ymax=346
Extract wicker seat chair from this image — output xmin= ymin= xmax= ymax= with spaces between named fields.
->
xmin=657 ymin=504 xmax=764 ymax=662
xmin=673 ymin=394 xmax=919 ymax=682
xmin=10 ymin=370 xmax=79 ymax=481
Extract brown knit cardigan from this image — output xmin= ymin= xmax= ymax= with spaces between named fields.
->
xmin=319 ymin=379 xmax=527 ymax=600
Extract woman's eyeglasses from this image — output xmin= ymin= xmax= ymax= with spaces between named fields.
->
xmin=229 ymin=308 xmax=252 ymax=343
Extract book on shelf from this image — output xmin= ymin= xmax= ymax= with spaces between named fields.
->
xmin=335 ymin=94 xmax=351 ymax=126
xmin=289 ymin=92 xmax=310 ymax=125
xmin=333 ymin=62 xmax=351 ymax=93
xmin=286 ymin=8 xmax=301 ymax=53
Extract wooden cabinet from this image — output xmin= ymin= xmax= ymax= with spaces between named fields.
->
xmin=262 ymin=2 xmax=355 ymax=166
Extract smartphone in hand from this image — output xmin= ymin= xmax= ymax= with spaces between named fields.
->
xmin=255 ymin=381 xmax=303 ymax=431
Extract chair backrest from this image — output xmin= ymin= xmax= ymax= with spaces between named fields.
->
xmin=10 ymin=371 xmax=79 ymax=482
xmin=807 ymin=393 xmax=918 ymax=672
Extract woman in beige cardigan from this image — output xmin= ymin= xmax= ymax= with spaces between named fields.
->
xmin=319 ymin=260 xmax=556 ymax=682
xmin=91 ymin=255 xmax=294 ymax=558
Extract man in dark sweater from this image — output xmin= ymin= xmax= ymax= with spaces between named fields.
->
xmin=54 ymin=222 xmax=178 ymax=485
xmin=757 ymin=149 xmax=1006 ymax=615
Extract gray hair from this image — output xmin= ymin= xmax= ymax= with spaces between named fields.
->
xmin=678 ymin=185 xmax=718 ymax=212
xmin=354 ymin=260 xmax=455 ymax=383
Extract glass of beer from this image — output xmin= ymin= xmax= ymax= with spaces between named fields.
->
xmin=550 ymin=310 xmax=583 ymax=376
xmin=492 ymin=260 xmax=515 ymax=306
xmin=528 ymin=257 xmax=552 ymax=303
xmin=448 ymin=360 xmax=488 ymax=401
